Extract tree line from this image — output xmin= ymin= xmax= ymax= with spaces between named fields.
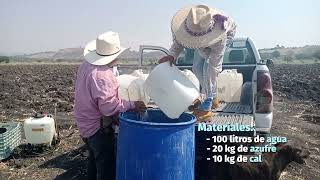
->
xmin=0 ymin=56 xmax=10 ymax=63
xmin=259 ymin=49 xmax=320 ymax=63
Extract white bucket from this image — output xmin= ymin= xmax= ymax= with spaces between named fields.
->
xmin=144 ymin=62 xmax=200 ymax=119
xmin=217 ymin=69 xmax=243 ymax=102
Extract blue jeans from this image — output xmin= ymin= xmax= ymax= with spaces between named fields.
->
xmin=191 ymin=50 xmax=216 ymax=111
xmin=85 ymin=128 xmax=116 ymax=180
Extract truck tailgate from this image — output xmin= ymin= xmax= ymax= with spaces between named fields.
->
xmin=210 ymin=113 xmax=254 ymax=127
xmin=214 ymin=102 xmax=252 ymax=114
xmin=200 ymin=102 xmax=255 ymax=136
xmin=198 ymin=113 xmax=255 ymax=136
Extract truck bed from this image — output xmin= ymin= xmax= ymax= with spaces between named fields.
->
xmin=147 ymin=101 xmax=254 ymax=128
xmin=195 ymin=103 xmax=255 ymax=165
xmin=214 ymin=102 xmax=252 ymax=114
xmin=202 ymin=102 xmax=255 ymax=136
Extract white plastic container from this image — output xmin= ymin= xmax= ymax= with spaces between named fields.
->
xmin=144 ymin=62 xmax=200 ymax=119
xmin=24 ymin=115 xmax=56 ymax=145
xmin=217 ymin=69 xmax=243 ymax=102
xmin=131 ymin=69 xmax=148 ymax=80
xmin=181 ymin=69 xmax=200 ymax=91
xmin=116 ymin=74 xmax=150 ymax=104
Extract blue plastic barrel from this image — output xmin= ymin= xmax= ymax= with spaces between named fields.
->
xmin=116 ymin=110 xmax=196 ymax=180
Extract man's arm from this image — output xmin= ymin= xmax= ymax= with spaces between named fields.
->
xmin=158 ymin=36 xmax=184 ymax=66
xmin=208 ymin=18 xmax=237 ymax=73
xmin=226 ymin=18 xmax=237 ymax=48
xmin=168 ymin=37 xmax=184 ymax=60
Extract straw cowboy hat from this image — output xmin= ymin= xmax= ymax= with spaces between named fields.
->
xmin=84 ymin=31 xmax=127 ymax=65
xmin=171 ymin=5 xmax=232 ymax=49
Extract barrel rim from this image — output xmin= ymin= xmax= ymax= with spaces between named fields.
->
xmin=120 ymin=110 xmax=196 ymax=126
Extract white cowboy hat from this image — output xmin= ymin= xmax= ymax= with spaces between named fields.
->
xmin=171 ymin=5 xmax=232 ymax=49
xmin=84 ymin=31 xmax=127 ymax=65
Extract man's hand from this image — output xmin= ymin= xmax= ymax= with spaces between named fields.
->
xmin=133 ymin=101 xmax=147 ymax=112
xmin=158 ymin=55 xmax=175 ymax=66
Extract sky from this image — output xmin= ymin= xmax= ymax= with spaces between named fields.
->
xmin=0 ymin=0 xmax=319 ymax=55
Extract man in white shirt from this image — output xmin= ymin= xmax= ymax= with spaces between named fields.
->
xmin=159 ymin=5 xmax=236 ymax=121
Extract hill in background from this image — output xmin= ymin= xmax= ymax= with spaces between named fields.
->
xmin=259 ymin=45 xmax=320 ymax=63
xmin=11 ymin=48 xmax=84 ymax=63
xmin=7 ymin=47 xmax=166 ymax=64
xmin=2 ymin=44 xmax=320 ymax=64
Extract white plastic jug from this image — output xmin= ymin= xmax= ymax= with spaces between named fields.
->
xmin=181 ymin=69 xmax=200 ymax=91
xmin=117 ymin=74 xmax=150 ymax=104
xmin=144 ymin=62 xmax=200 ymax=119
xmin=24 ymin=115 xmax=56 ymax=145
xmin=217 ymin=69 xmax=243 ymax=102
xmin=131 ymin=69 xmax=148 ymax=80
